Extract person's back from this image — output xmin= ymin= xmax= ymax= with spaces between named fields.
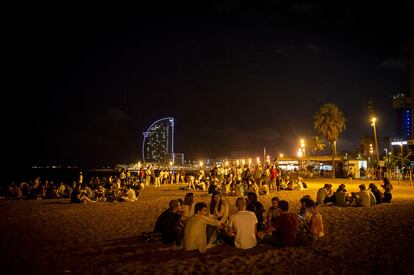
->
xmin=371 ymin=188 xmax=382 ymax=204
xmin=356 ymin=190 xmax=370 ymax=208
xmin=227 ymin=197 xmax=258 ymax=249
xmin=229 ymin=210 xmax=257 ymax=249
xmin=257 ymin=200 xmax=298 ymax=247
xmin=273 ymin=213 xmax=298 ymax=246
xmin=333 ymin=191 xmax=348 ymax=207
xmin=316 ymin=187 xmax=328 ymax=204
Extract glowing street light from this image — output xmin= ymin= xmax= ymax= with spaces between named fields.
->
xmin=279 ymin=153 xmax=284 ymax=158
xmin=371 ymin=117 xmax=380 ymax=164
xmin=199 ymin=161 xmax=203 ymax=167
xmin=256 ymin=157 xmax=260 ymax=164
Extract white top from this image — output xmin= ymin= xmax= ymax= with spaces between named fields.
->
xmin=229 ymin=210 xmax=258 ymax=249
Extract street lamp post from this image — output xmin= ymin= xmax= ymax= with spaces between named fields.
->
xmin=371 ymin=117 xmax=380 ymax=164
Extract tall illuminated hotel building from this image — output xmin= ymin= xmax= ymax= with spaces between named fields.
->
xmin=392 ymin=94 xmax=412 ymax=139
xmin=142 ymin=117 xmax=174 ymax=163
xmin=392 ymin=39 xmax=414 ymax=141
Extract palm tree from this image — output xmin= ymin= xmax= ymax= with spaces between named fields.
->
xmin=310 ymin=136 xmax=326 ymax=155
xmin=313 ymin=103 xmax=346 ymax=178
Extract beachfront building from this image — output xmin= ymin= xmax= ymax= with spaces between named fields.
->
xmin=142 ymin=117 xmax=175 ymax=163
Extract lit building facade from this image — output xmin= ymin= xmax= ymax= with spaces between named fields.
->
xmin=142 ymin=117 xmax=174 ymax=163
xmin=392 ymin=94 xmax=412 ymax=139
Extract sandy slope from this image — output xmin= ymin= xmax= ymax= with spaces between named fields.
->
xmin=1 ymin=178 xmax=414 ymax=274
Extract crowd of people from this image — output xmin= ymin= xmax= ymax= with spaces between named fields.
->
xmin=2 ymin=164 xmax=307 ymax=202
xmin=3 ymin=170 xmax=143 ymax=203
xmin=152 ymin=176 xmax=395 ymax=253
xmin=153 ymin=191 xmax=325 ymax=252
xmin=2 ymin=164 xmax=396 ymax=254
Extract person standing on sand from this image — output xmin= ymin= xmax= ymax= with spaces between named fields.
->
xmin=184 ymin=202 xmax=223 ymax=253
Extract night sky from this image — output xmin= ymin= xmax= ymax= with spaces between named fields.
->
xmin=6 ymin=2 xmax=414 ymax=168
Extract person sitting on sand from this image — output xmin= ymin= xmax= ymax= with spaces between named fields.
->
xmin=184 ymin=202 xmax=224 ymax=253
xmin=120 ymin=186 xmax=138 ymax=202
xmin=316 ymin=184 xmax=333 ymax=205
xmin=209 ymin=191 xmax=229 ymax=223
xmin=154 ymin=199 xmax=183 ymax=246
xmin=207 ymin=191 xmax=229 ymax=243
xmin=332 ymin=184 xmax=350 ymax=207
xmin=368 ymin=183 xmax=382 ymax=204
xmin=80 ymin=185 xmax=96 ymax=203
xmin=256 ymin=200 xmax=298 ymax=247
xmin=265 ymin=196 xmax=280 ymax=228
xmin=349 ymin=184 xmax=375 ymax=208
xmin=181 ymin=193 xmax=196 ymax=224
xmin=296 ymin=197 xmax=324 ymax=245
xmin=70 ymin=185 xmax=95 ymax=203
xmin=381 ymin=178 xmax=393 ymax=203
xmin=247 ymin=192 xmax=266 ymax=231
xmin=70 ymin=186 xmax=82 ymax=203
xmin=222 ymin=197 xmax=258 ymax=249
xmin=259 ymin=180 xmax=269 ymax=195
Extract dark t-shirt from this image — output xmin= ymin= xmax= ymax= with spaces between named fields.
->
xmin=70 ymin=189 xmax=81 ymax=203
xmin=154 ymin=208 xmax=169 ymax=233
xmin=271 ymin=213 xmax=298 ymax=246
xmin=247 ymin=201 xmax=265 ymax=230
xmin=160 ymin=212 xmax=181 ymax=244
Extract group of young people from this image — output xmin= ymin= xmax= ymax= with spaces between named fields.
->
xmin=153 ymin=192 xmax=324 ymax=253
xmin=316 ymin=178 xmax=394 ymax=208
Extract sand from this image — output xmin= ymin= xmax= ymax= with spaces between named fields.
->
xmin=1 ymin=178 xmax=414 ymax=274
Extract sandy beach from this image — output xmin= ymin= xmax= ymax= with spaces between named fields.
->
xmin=1 ymin=178 xmax=414 ymax=274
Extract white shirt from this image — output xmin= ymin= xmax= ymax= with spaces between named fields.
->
xmin=229 ymin=210 xmax=258 ymax=249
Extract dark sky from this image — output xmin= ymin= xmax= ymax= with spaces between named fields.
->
xmin=5 ymin=2 xmax=414 ymax=168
